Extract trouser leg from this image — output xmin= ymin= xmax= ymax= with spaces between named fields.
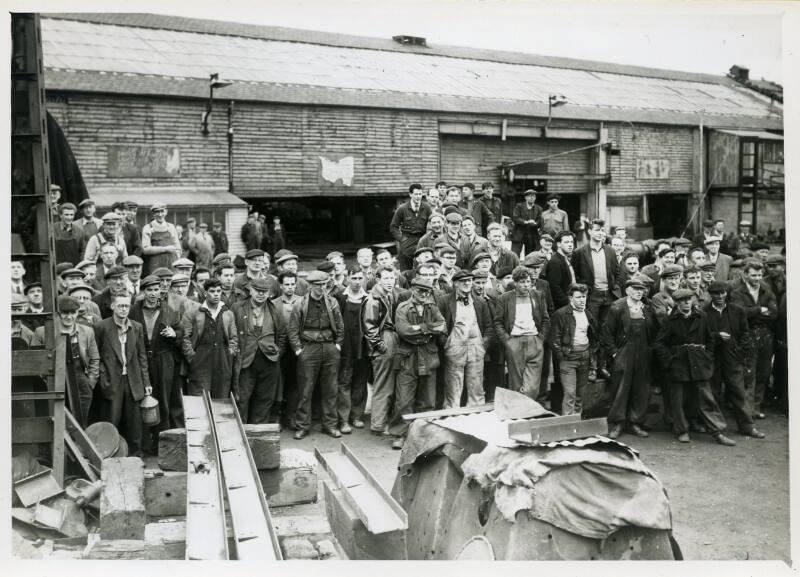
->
xmin=694 ymin=380 xmax=727 ymax=435
xmin=415 ymin=373 xmax=436 ymax=414
xmin=559 ymin=356 xmax=578 ymax=415
xmin=607 ymin=348 xmax=632 ymax=425
xmin=504 ymin=337 xmax=526 ymax=393
xmin=511 ymin=241 xmax=523 ymax=256
xmin=753 ymin=328 xmax=774 ymax=412
xmin=443 ymin=357 xmax=465 ymax=409
xmin=521 ymin=335 xmax=544 ymax=400
xmin=120 ymin=376 xmax=143 ymax=455
xmin=319 ymin=343 xmax=341 ymax=431
xmin=369 ymin=331 xmax=398 ymax=432
xmin=483 ymin=362 xmax=503 ymax=402
xmin=628 ymin=353 xmax=652 ymax=425
xmin=670 ymin=381 xmax=689 ymax=435
xmin=464 ymin=356 xmax=486 ymax=406
xmin=349 ymin=358 xmax=370 ymax=422
xmin=337 ymin=351 xmax=355 ymax=425
xmin=75 ymin=373 xmax=93 ymax=429
xmin=237 ymin=363 xmax=257 ymax=423
xmin=294 ymin=343 xmax=321 ymax=432
xmin=719 ymin=352 xmax=754 ymax=432
xmin=247 ymin=352 xmax=280 ymax=424
xmin=281 ymin=352 xmax=299 ymax=426
xmin=388 ymin=365 xmax=418 ymax=437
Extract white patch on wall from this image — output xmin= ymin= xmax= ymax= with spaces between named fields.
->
xmin=635 ymin=158 xmax=670 ymax=180
xmin=318 ymin=156 xmax=354 ymax=186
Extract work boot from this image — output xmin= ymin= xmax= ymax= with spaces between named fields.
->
xmin=628 ymin=423 xmax=649 ymax=438
xmin=323 ymin=427 xmax=342 ymax=438
xmin=293 ymin=429 xmax=308 ymax=440
xmin=754 ymin=412 xmax=766 ymax=420
xmin=339 ymin=423 xmax=352 ymax=434
xmin=713 ymin=433 xmax=736 ymax=446
xmin=677 ymin=433 xmax=691 ymax=443
xmin=588 ymin=368 xmax=597 ymax=383
xmin=391 ymin=437 xmax=405 ymax=450
xmin=689 ymin=421 xmax=707 ymax=434
xmin=351 ymin=419 xmax=365 ymax=429
xmin=742 ymin=428 xmax=766 ymax=439
xmin=607 ymin=424 xmax=623 ymax=439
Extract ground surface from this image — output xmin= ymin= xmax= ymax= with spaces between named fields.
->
xmin=283 ymin=404 xmax=791 ymax=562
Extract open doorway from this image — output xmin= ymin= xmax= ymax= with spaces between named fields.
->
xmin=508 ymin=179 xmax=583 ymax=228
xmin=648 ymin=195 xmax=689 ymax=238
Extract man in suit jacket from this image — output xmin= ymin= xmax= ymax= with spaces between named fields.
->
xmin=493 ymin=266 xmax=550 ymax=400
xmin=511 ymin=189 xmax=543 ymax=256
xmin=93 ymin=291 xmax=152 ymax=455
xmin=232 ymin=278 xmax=287 ymax=424
xmin=436 ymin=270 xmax=494 ymax=408
xmin=705 ymin=236 xmax=732 ymax=283
xmin=93 ymin=265 xmax=134 ymax=319
xmin=543 ymin=231 xmax=578 ymax=309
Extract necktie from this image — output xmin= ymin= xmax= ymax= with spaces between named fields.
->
xmin=458 ymin=296 xmax=469 ymax=305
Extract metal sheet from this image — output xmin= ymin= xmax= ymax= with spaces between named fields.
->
xmin=14 ymin=470 xmax=64 ymax=507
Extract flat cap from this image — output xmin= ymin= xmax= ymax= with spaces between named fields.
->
xmin=414 ymin=247 xmax=434 ymax=258
xmin=77 ymin=199 xmax=95 ymax=208
xmin=470 ymin=252 xmax=491 ymax=267
xmin=276 ymin=253 xmax=299 ymax=265
xmin=212 ymin=253 xmax=232 ymax=266
xmin=625 ymin=276 xmax=647 ymax=289
xmin=659 ymin=264 xmax=684 ymax=278
xmin=101 ymin=212 xmax=121 ymax=222
xmin=139 ymin=275 xmax=161 ymax=290
xmin=546 ymin=193 xmax=561 ymax=201
xmin=452 ymin=270 xmax=474 ymax=282
xmin=523 ymin=252 xmax=546 ymax=267
xmin=60 ymin=268 xmax=85 ymax=279
xmin=731 ymin=259 xmax=744 ymax=268
xmin=639 ymin=274 xmax=655 ymax=286
xmin=700 ymin=262 xmax=717 ymax=272
xmin=445 ymin=212 xmax=463 ymax=223
xmin=151 ymin=267 xmax=174 ymax=279
xmin=306 ymin=270 xmax=330 ymax=284
xmin=326 ymin=251 xmax=344 ymax=261
xmin=127 ymin=201 xmax=138 ymax=208
xmin=245 ymin=249 xmax=265 ymax=259
xmin=56 ymin=262 xmax=74 ymax=275
xmin=57 ymin=295 xmax=81 ymax=313
xmin=427 ymin=257 xmax=442 ymax=266
xmin=428 ymin=212 xmax=445 ymax=222
xmin=67 ymin=284 xmax=96 ymax=296
xmin=673 ymin=237 xmax=692 ymax=247
xmin=703 ymin=235 xmax=723 ymax=245
xmin=122 ymin=255 xmax=143 ymax=267
xmin=76 ymin=260 xmax=95 ymax=270
xmin=765 ymin=254 xmax=786 ymax=265
xmin=173 ymin=258 xmax=194 ymax=269
xmin=12 ymin=293 xmax=29 ymax=306
xmin=538 ymin=233 xmax=554 ymax=243
xmin=439 ymin=246 xmax=457 ymax=256
xmin=316 ymin=261 xmax=335 ymax=273
xmin=23 ymin=282 xmax=42 ymax=294
xmin=105 ymin=265 xmax=129 ymax=278
xmin=433 ymin=240 xmax=450 ymax=250
xmin=707 ymin=281 xmax=729 ymax=294
xmin=410 ymin=277 xmax=435 ymax=290
xmin=524 ymin=189 xmax=537 ymax=197
xmin=274 ymin=249 xmax=293 ymax=260
xmin=471 ymin=269 xmax=488 ymax=279
xmin=497 ymin=266 xmax=514 ymax=278
xmin=442 ymin=205 xmax=462 ymax=216
xmin=672 ymin=288 xmax=695 ymax=302
xmin=740 ymin=220 xmax=752 ymax=227
xmin=702 ymin=219 xmax=715 ymax=228
xmin=250 ymin=278 xmax=272 ymax=291
xmin=150 ymin=203 xmax=167 ymax=212
xmin=170 ymin=273 xmax=190 ymax=285
xmin=750 ymin=241 xmax=769 ymax=251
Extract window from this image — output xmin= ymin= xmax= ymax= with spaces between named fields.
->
xmin=762 ymin=141 xmax=784 ymax=164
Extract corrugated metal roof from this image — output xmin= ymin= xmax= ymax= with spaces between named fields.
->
xmin=89 ymin=188 xmax=248 ymax=208
xmin=715 ymin=128 xmax=784 ymax=140
xmin=40 ymin=15 xmax=782 ymax=127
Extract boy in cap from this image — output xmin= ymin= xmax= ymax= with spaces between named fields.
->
xmin=391 ymin=277 xmax=447 ymax=449
xmin=288 ymin=270 xmax=345 ymax=439
xmin=34 ymin=295 xmax=100 ymax=427
xmin=511 ymin=189 xmax=543 ymax=256
xmin=655 ymin=289 xmax=736 ymax=446
xmin=142 ymin=203 xmax=181 ymax=275
xmin=437 ymin=270 xmax=494 ymax=408
xmin=442 ymin=212 xmax=471 ymax=268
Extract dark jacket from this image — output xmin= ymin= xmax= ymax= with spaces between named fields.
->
xmin=573 ymin=243 xmax=620 ymax=297
xmin=121 ymin=221 xmax=143 ymax=258
xmin=492 ymin=288 xmax=551 ymax=343
xmin=436 ymin=292 xmax=494 ymax=350
xmin=599 ymin=299 xmax=658 ymax=358
xmin=287 ymin=293 xmax=345 ymax=352
xmin=511 ymin=202 xmax=543 ymax=242
xmin=543 ymin=251 xmax=575 ymax=309
xmin=390 ymin=201 xmax=433 ymax=259
xmin=703 ymin=301 xmax=750 ymax=355
xmin=336 ymin=290 xmax=370 ymax=360
xmin=129 ymin=299 xmax=183 ymax=355
xmin=93 ymin=288 xmax=134 ymax=320
xmin=93 ymin=317 xmax=151 ymax=402
xmin=534 ymin=277 xmax=555 ymax=315
xmin=458 ymin=198 xmax=493 ymax=235
xmin=550 ymin=305 xmax=599 ymax=359
xmin=362 ymin=284 xmax=402 ymax=353
xmin=482 ymin=195 xmax=503 ymax=225
xmin=488 ymin=249 xmax=520 ymax=278
xmin=180 ymin=303 xmax=238 ymax=363
xmin=231 ymin=299 xmax=287 ymax=367
xmin=728 ymin=282 xmax=777 ymax=330
xmin=654 ymin=307 xmax=715 ymax=382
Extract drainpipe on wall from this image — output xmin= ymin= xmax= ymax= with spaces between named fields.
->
xmin=228 ymin=100 xmax=234 ymax=194
xmin=596 ymin=123 xmax=608 ymax=221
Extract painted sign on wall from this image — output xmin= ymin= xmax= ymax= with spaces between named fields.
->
xmin=107 ymin=145 xmax=181 ymax=177
xmin=318 ymin=155 xmax=355 ymax=187
xmin=635 ymin=158 xmax=670 ymax=180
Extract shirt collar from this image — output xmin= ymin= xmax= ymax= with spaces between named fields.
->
xmin=201 ymin=301 xmax=222 ymax=313
xmin=114 ymin=316 xmax=131 ymax=331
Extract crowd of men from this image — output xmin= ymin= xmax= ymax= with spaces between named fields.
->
xmin=10 ymin=182 xmax=787 ymax=454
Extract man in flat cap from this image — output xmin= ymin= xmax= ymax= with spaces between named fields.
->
xmin=54 ymin=202 xmax=86 ymax=266
xmin=68 ymin=284 xmax=102 ymax=327
xmin=84 ymin=212 xmax=128 ymax=264
xmin=390 ymin=184 xmax=433 ymax=271
xmin=232 ymin=277 xmax=287 ymax=424
xmin=234 ymin=249 xmax=272 ymax=302
xmin=764 ymin=254 xmax=786 ymax=301
xmin=600 ymin=276 xmax=658 ymax=439
xmin=142 ymin=203 xmax=181 ymax=275
xmin=459 ymin=183 xmax=493 ymax=237
xmin=437 ymin=269 xmax=494 ymax=408
xmin=11 ymin=294 xmax=36 ymax=349
xmin=512 ymin=189 xmax=543 ymax=256
xmin=682 ymin=264 xmax=710 ymax=309
xmin=655 ymin=288 xmax=736 ymax=446
xmin=34 ymin=295 xmax=100 ymax=427
xmin=288 ymin=270 xmax=345 ymax=439
xmin=693 ymin=219 xmax=717 ymax=248
xmin=524 ymin=250 xmax=557 ymax=391
xmin=326 ymin=251 xmax=348 ymax=291
xmin=210 ymin=222 xmax=229 ymax=257
xmin=25 ymin=282 xmax=45 ymax=314
xmin=181 ymin=278 xmax=239 ymax=399
xmin=417 ymin=212 xmax=447 ymax=251
xmin=481 ymin=182 xmax=503 ymax=226
xmin=727 ymin=221 xmax=756 ymax=255
xmin=274 ymin=253 xmax=308 ymax=297
xmin=541 ymin=193 xmax=569 ymax=237
xmin=704 ymin=281 xmax=764 ymax=438
xmin=130 ymin=275 xmax=185 ymax=445
xmin=241 ymin=212 xmax=262 ymax=252
xmin=212 ymin=252 xmax=233 ymax=270
xmin=440 ymin=211 xmax=471 ymax=268
xmin=391 ymin=277 xmax=447 ymax=449
xmin=173 ymin=258 xmax=205 ymax=304
xmin=703 ymin=235 xmax=732 ymax=283
xmin=538 ymin=233 xmax=555 ymax=261
xmin=123 ymin=255 xmax=144 ymax=297
xmin=93 ymin=265 xmax=134 ymax=319
xmin=77 ymin=199 xmax=104 ymax=242
xmin=650 ymin=264 xmax=683 ymax=324
xmin=113 ymin=201 xmax=142 ymax=258
xmin=77 ymin=260 xmax=103 ymax=292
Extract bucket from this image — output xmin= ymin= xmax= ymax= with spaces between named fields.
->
xmin=140 ymin=394 xmax=161 ymax=427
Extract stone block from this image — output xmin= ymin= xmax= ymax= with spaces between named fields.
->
xmin=259 ymin=449 xmax=317 ymax=507
xmin=158 ymin=424 xmax=280 ymax=471
xmin=280 ymin=537 xmax=319 ymax=560
xmin=100 ymin=457 xmax=146 ymax=541
xmin=144 ymin=470 xmax=187 ymax=517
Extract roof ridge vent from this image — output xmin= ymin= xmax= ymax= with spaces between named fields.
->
xmin=393 ymin=34 xmax=427 ymax=47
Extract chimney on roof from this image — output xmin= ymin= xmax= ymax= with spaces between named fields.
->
xmin=729 ymin=65 xmax=750 ymax=82
xmin=393 ymin=35 xmax=427 ymax=47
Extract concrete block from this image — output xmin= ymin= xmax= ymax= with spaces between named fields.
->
xmin=272 ymin=514 xmax=331 ymax=538
xmin=280 ymin=537 xmax=319 ymax=560
xmin=259 ymin=449 xmax=317 ymax=507
xmin=144 ymin=470 xmax=187 ymax=517
xmin=100 ymin=457 xmax=146 ymax=541
xmin=158 ymin=424 xmax=280 ymax=471
xmin=316 ymin=538 xmax=338 ymax=559
xmin=323 ymin=479 xmax=406 ymax=560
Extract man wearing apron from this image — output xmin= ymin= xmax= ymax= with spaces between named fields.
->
xmin=142 ymin=203 xmax=181 ymax=276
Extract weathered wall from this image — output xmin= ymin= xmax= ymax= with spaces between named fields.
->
xmin=710 ymin=192 xmax=785 ymax=238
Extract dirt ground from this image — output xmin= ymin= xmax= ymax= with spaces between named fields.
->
xmin=283 ymin=404 xmax=790 ymax=562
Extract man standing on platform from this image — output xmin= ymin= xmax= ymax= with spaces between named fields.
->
xmin=54 ymin=203 xmax=85 ymax=266
xmin=511 ymin=189 xmax=542 ymax=256
xmin=540 ymin=194 xmax=569 ymax=237
xmin=141 ymin=204 xmax=181 ymax=275
xmin=390 ymin=184 xmax=432 ymax=271
xmin=481 ymin=182 xmax=503 ymax=226
xmin=77 ymin=199 xmax=104 ymax=243
xmin=210 ymin=222 xmax=229 ymax=256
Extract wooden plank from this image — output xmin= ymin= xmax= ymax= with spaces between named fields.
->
xmin=64 ymin=409 xmax=103 ymax=473
xmin=506 ymin=414 xmax=582 ymax=438
xmin=12 ymin=349 xmax=55 ymax=376
xmin=63 ymin=430 xmax=99 ymax=482
xmin=341 ymin=443 xmax=407 ymax=526
xmin=402 ymin=403 xmax=494 ymax=422
xmin=509 ymin=417 xmax=608 ymax=444
xmin=12 ymin=417 xmax=52 ymax=444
